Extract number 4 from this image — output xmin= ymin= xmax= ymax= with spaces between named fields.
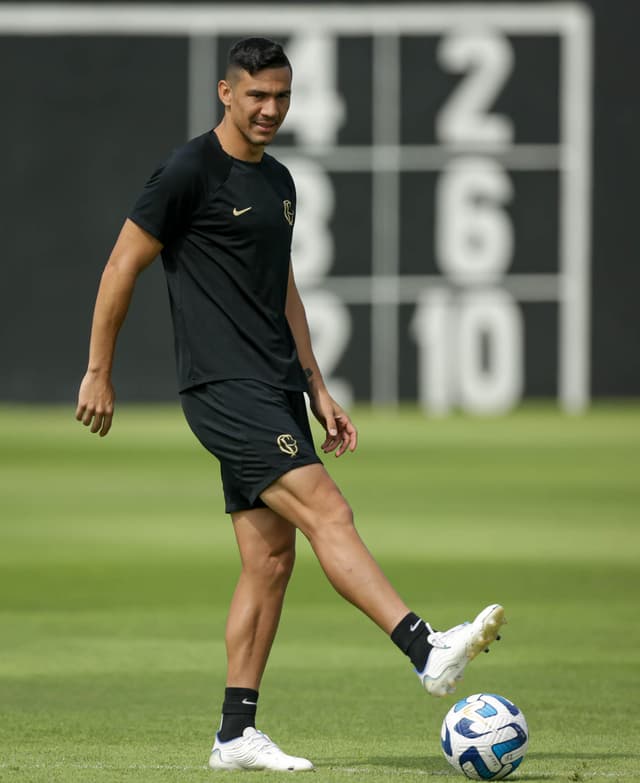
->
xmin=284 ymin=33 xmax=345 ymax=147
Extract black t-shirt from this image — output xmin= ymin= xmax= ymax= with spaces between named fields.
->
xmin=129 ymin=130 xmax=307 ymax=393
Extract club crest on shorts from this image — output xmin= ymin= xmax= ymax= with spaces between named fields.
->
xmin=277 ymin=433 xmax=298 ymax=457
xmin=283 ymin=200 xmax=294 ymax=226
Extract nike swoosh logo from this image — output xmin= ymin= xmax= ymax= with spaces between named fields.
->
xmin=409 ymin=619 xmax=422 ymax=632
xmin=233 ymin=206 xmax=252 ymax=217
xmin=241 ymin=698 xmax=257 ymax=705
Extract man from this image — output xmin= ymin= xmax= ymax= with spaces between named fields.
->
xmin=76 ymin=37 xmax=505 ymax=772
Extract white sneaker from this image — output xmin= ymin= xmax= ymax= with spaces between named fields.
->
xmin=417 ymin=604 xmax=506 ymax=697
xmin=208 ymin=726 xmax=314 ymax=772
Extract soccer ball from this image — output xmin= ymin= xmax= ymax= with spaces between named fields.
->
xmin=441 ymin=693 xmax=529 ymax=780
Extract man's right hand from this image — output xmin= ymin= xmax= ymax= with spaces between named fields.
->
xmin=76 ymin=371 xmax=115 ymax=437
xmin=75 ymin=219 xmax=162 ymax=439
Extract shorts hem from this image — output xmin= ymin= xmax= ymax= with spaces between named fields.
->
xmin=179 ymin=376 xmax=308 ymax=395
xmin=224 ymin=455 xmax=322 ymax=514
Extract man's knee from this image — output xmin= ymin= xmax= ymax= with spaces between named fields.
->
xmin=271 ymin=545 xmax=296 ymax=585
xmin=304 ymin=493 xmax=355 ymax=541
xmin=245 ymin=543 xmax=296 ymax=590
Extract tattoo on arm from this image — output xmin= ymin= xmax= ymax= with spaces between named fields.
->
xmin=304 ymin=368 xmax=313 ymax=379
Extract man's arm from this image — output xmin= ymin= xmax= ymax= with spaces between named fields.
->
xmin=285 ymin=263 xmax=357 ymax=457
xmin=76 ymin=219 xmax=163 ymax=437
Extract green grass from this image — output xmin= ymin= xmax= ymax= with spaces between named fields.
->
xmin=1 ymin=403 xmax=639 ymax=782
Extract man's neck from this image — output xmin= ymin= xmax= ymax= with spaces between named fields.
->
xmin=214 ymin=121 xmax=264 ymax=163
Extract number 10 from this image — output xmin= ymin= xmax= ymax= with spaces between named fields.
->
xmin=411 ymin=288 xmax=524 ymax=415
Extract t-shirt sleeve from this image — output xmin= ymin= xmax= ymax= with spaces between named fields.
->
xmin=285 ymin=167 xmax=297 ymax=234
xmin=286 ymin=167 xmax=296 ymax=208
xmin=128 ymin=152 xmax=205 ymax=246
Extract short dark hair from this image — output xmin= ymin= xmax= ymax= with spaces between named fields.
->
xmin=227 ymin=37 xmax=291 ymax=77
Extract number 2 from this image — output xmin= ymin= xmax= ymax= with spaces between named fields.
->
xmin=436 ymin=29 xmax=515 ymax=145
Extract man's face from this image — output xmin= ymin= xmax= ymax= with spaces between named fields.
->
xmin=220 ymin=66 xmax=292 ymax=148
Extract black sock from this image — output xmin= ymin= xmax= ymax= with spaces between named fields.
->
xmin=391 ymin=612 xmax=434 ymax=671
xmin=217 ymin=687 xmax=259 ymax=742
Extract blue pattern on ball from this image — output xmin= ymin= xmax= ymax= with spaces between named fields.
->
xmin=510 ymin=757 xmax=524 ymax=773
xmin=455 ymin=717 xmax=493 ymax=740
xmin=476 ymin=700 xmax=498 ymax=719
xmin=491 ymin=722 xmax=528 ymax=760
xmin=441 ymin=722 xmax=453 ymax=757
xmin=489 ymin=694 xmax=521 ymax=716
xmin=459 ymin=746 xmax=496 ymax=780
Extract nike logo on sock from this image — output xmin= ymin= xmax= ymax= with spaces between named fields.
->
xmin=409 ymin=619 xmax=423 ymax=632
xmin=241 ymin=698 xmax=257 ymax=706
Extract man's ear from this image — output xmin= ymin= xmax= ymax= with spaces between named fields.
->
xmin=218 ymin=79 xmax=232 ymax=108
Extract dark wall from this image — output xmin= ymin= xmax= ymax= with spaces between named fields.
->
xmin=1 ymin=0 xmax=638 ymax=407
xmin=1 ymin=35 xmax=184 ymax=401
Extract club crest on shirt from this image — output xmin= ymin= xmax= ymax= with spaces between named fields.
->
xmin=277 ymin=433 xmax=298 ymax=457
xmin=283 ymin=200 xmax=294 ymax=226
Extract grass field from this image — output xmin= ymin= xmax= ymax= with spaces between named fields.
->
xmin=1 ymin=403 xmax=639 ymax=783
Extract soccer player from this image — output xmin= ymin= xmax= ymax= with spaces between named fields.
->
xmin=76 ymin=37 xmax=505 ymax=772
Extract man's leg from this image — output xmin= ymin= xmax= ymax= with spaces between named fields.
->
xmin=209 ymin=505 xmax=315 ymax=771
xmin=226 ymin=506 xmax=296 ymax=689
xmin=261 ymin=463 xmax=504 ymax=696
xmin=260 ymin=463 xmax=407 ymax=633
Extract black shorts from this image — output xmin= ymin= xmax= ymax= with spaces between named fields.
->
xmin=180 ymin=379 xmax=322 ymax=514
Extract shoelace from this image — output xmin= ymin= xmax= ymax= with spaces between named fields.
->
xmin=428 ymin=622 xmax=469 ymax=647
xmin=243 ymin=731 xmax=281 ymax=757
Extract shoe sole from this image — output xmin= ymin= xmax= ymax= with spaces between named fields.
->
xmin=208 ymin=750 xmax=314 ymax=772
xmin=423 ymin=604 xmax=506 ymax=696
xmin=466 ymin=603 xmax=506 ymax=662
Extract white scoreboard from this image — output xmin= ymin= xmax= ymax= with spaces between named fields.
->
xmin=2 ymin=3 xmax=593 ymax=413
